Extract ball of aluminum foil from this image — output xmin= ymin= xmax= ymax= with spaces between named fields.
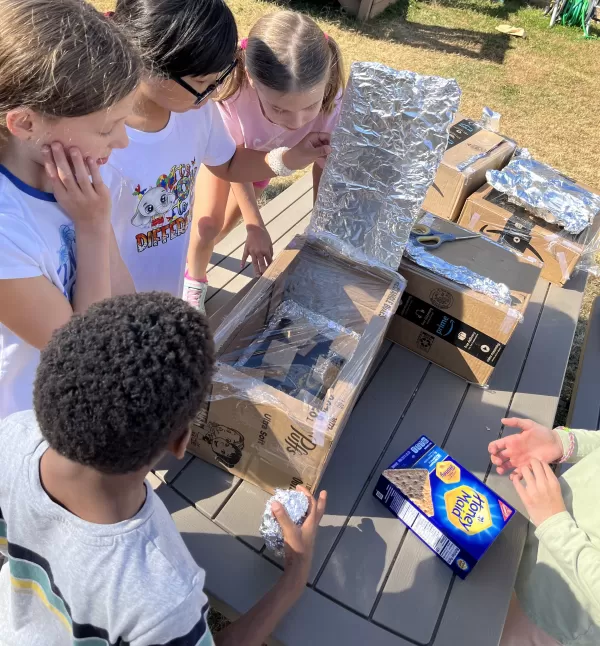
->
xmin=260 ymin=489 xmax=309 ymax=557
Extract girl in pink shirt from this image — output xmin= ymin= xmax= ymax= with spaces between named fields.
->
xmin=184 ymin=11 xmax=345 ymax=312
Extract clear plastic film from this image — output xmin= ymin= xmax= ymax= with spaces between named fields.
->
xmin=310 ymin=62 xmax=461 ymax=271
xmin=487 ymin=152 xmax=600 ymax=235
xmin=195 ymin=238 xmax=405 ymax=487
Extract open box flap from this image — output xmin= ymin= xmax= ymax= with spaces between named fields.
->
xmin=309 ymin=62 xmax=461 ymax=272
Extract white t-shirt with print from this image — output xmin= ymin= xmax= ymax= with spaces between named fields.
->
xmin=0 ymin=164 xmax=125 ymax=421
xmin=109 ymin=103 xmax=236 ymax=297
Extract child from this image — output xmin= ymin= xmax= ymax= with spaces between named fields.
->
xmin=185 ymin=11 xmax=346 ymax=310
xmin=0 ymin=0 xmax=142 ymax=420
xmin=109 ymin=0 xmax=331 ymax=308
xmin=0 ymin=292 xmax=327 ymax=645
xmin=489 ymin=417 xmax=600 ymax=645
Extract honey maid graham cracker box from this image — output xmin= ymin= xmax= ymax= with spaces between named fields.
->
xmin=373 ymin=435 xmax=515 ymax=578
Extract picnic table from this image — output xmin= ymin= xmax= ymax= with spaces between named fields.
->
xmin=150 ymin=173 xmax=587 ymax=646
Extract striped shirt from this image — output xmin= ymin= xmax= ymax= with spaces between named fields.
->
xmin=0 ymin=411 xmax=214 ymax=646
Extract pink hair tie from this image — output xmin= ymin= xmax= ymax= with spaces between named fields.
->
xmin=240 ymin=38 xmax=248 ymax=50
xmin=324 ymin=32 xmax=329 ymax=41
xmin=104 ymin=10 xmax=115 ymax=17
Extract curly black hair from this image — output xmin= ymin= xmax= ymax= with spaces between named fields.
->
xmin=34 ymin=292 xmax=215 ymax=474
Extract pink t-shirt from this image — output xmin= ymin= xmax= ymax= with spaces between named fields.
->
xmin=217 ymin=86 xmax=342 ymax=169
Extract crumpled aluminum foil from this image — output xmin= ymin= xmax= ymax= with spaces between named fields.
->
xmin=487 ymin=158 xmax=600 ymax=235
xmin=310 ymin=62 xmax=461 ymax=270
xmin=480 ymin=106 xmax=501 ymax=133
xmin=260 ymin=489 xmax=309 ymax=557
xmin=405 ymin=239 xmax=513 ymax=306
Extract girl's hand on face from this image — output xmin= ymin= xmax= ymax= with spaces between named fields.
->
xmin=511 ymin=459 xmax=566 ymax=527
xmin=42 ymin=143 xmax=111 ymax=232
xmin=283 ymin=132 xmax=332 ymax=171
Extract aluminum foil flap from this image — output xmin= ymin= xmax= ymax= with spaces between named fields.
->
xmin=310 ymin=62 xmax=461 ymax=270
xmin=405 ymin=240 xmax=513 ymax=307
xmin=487 ymin=158 xmax=600 ymax=235
xmin=260 ymin=489 xmax=309 ymax=557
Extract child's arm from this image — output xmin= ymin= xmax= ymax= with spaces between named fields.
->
xmin=0 ymin=145 xmax=114 ymax=350
xmin=557 ymin=427 xmax=600 ymax=463
xmin=214 ymin=487 xmax=327 ymax=646
xmin=109 ymin=229 xmax=136 ymax=296
xmin=229 ymin=182 xmax=273 ymax=275
xmin=207 ymin=133 xmax=331 ymax=184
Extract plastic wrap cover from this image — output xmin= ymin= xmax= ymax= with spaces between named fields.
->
xmin=487 ymin=157 xmax=600 ymax=235
xmin=310 ymin=62 xmax=461 ymax=270
xmin=260 ymin=489 xmax=309 ymax=557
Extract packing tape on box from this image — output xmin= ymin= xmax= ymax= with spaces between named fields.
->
xmin=500 ymin=308 xmax=522 ymax=335
xmin=557 ymin=252 xmax=570 ymax=283
xmin=543 ymin=232 xmax=583 ymax=254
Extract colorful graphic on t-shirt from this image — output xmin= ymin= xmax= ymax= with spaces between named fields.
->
xmin=57 ymin=224 xmax=76 ymax=301
xmin=131 ymin=159 xmax=198 ymax=253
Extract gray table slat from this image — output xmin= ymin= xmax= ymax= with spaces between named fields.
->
xmin=153 ymin=452 xmax=193 ymax=484
xmin=216 ymin=480 xmax=271 ymax=551
xmin=317 ymin=365 xmax=466 ymax=633
xmin=171 ymin=457 xmax=240 ymax=519
xmin=308 ymin=345 xmax=430 ymax=581
xmin=568 ymin=295 xmax=600 ymax=430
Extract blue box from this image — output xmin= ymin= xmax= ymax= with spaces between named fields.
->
xmin=373 ymin=435 xmax=515 ymax=578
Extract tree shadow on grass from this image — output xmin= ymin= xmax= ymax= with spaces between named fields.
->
xmin=262 ymin=0 xmax=513 ymax=64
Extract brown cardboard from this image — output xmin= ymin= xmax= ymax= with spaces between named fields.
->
xmin=459 ymin=184 xmax=600 ymax=286
xmin=189 ymin=236 xmax=405 ymax=493
xmin=386 ymin=217 xmax=541 ymax=386
xmin=422 ymin=115 xmax=516 ymax=222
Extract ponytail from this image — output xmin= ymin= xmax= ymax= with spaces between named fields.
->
xmin=322 ymin=36 xmax=346 ymax=115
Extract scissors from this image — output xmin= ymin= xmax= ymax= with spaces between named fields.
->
xmin=410 ymin=223 xmax=480 ymax=250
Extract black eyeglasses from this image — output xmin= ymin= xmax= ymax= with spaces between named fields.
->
xmin=174 ymin=60 xmax=237 ymax=106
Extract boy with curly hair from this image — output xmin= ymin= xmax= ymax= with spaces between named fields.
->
xmin=0 ymin=293 xmax=326 ymax=646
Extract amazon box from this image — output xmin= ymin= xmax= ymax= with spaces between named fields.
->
xmin=459 ymin=184 xmax=600 ymax=286
xmin=422 ymin=115 xmax=516 ymax=222
xmin=189 ymin=236 xmax=405 ymax=493
xmin=387 ymin=216 xmax=541 ymax=386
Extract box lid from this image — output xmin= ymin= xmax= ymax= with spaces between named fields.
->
xmin=310 ymin=62 xmax=461 ymax=272
xmin=443 ymin=117 xmax=508 ymax=172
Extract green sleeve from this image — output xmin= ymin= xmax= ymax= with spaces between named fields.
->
xmin=557 ymin=428 xmax=600 ymax=463
xmin=535 ymin=511 xmax=600 ymax=614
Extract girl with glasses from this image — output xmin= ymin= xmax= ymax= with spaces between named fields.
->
xmin=184 ymin=11 xmax=345 ymax=312
xmin=109 ymin=0 xmax=330 ymax=304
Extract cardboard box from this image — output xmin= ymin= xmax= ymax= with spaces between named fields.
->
xmin=189 ymin=237 xmax=405 ymax=493
xmin=459 ymin=184 xmax=600 ymax=286
xmin=422 ymin=115 xmax=516 ymax=222
xmin=386 ymin=216 xmax=541 ymax=386
xmin=373 ymin=435 xmax=516 ymax=578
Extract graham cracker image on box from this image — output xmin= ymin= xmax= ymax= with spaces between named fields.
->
xmin=383 ymin=468 xmax=434 ymax=517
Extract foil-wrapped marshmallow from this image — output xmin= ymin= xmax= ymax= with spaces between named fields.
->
xmin=260 ymin=489 xmax=310 ymax=557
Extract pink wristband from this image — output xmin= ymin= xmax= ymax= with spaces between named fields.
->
xmin=556 ymin=427 xmax=575 ymax=463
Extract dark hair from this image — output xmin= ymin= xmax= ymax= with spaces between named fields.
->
xmin=0 ymin=0 xmax=141 ymax=143
xmin=114 ymin=0 xmax=238 ymax=78
xmin=220 ymin=11 xmax=345 ymax=114
xmin=34 ymin=293 xmax=215 ymax=475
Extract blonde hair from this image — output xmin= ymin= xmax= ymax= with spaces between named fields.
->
xmin=0 ymin=0 xmax=141 ymax=143
xmin=219 ymin=11 xmax=345 ymax=114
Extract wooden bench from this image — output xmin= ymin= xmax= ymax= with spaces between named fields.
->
xmin=152 ymin=176 xmax=588 ymax=645
xmin=567 ymin=296 xmax=600 ymax=431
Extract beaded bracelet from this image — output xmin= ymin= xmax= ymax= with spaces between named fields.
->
xmin=555 ymin=426 xmax=575 ymax=463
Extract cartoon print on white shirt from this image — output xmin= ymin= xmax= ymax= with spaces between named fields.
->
xmin=131 ymin=158 xmax=198 ymax=253
xmin=57 ymin=224 xmax=76 ymax=301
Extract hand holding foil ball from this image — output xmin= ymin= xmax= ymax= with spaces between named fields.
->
xmin=261 ymin=486 xmax=327 ymax=583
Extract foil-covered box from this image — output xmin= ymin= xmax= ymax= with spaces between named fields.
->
xmin=188 ymin=63 xmax=459 ymax=493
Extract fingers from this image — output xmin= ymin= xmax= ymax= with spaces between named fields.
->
xmin=520 ymin=464 xmax=534 ymax=489
xmin=69 ymin=148 xmax=92 ymax=191
xmin=315 ymin=490 xmax=327 ymax=523
xmin=541 ymin=460 xmax=559 ymax=485
xmin=271 ymin=501 xmax=296 ymax=537
xmin=41 ymin=145 xmax=58 ymax=181
xmin=314 ymin=144 xmax=332 ymax=159
xmin=512 ymin=472 xmax=527 ymax=502
xmin=50 ymin=143 xmax=76 ymax=188
xmin=87 ymin=156 xmax=104 ymax=190
xmin=501 ymin=417 xmax=533 ymax=432
xmin=488 ymin=437 xmax=508 ymax=455
xmin=530 ymin=459 xmax=546 ymax=483
xmin=241 ymin=243 xmax=249 ymax=269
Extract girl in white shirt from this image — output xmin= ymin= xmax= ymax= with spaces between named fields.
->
xmin=109 ymin=0 xmax=330 ymax=307
xmin=0 ymin=0 xmax=142 ymax=419
xmin=185 ymin=11 xmax=346 ymax=312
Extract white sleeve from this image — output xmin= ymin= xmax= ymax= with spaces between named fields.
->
xmin=0 ymin=212 xmax=43 ymax=280
xmin=203 ymin=102 xmax=237 ymax=167
xmin=131 ymin=577 xmax=215 ymax=646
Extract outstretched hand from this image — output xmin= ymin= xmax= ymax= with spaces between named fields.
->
xmin=488 ymin=417 xmax=564 ymax=475
xmin=271 ymin=486 xmax=327 ymax=586
xmin=283 ymin=132 xmax=332 ymax=171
